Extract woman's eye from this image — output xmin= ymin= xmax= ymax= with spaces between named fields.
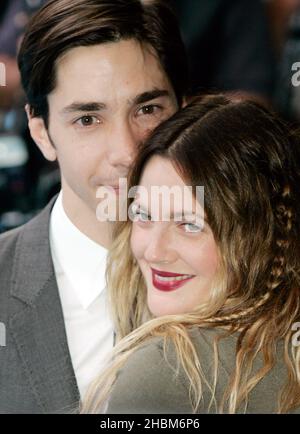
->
xmin=181 ymin=223 xmax=202 ymax=233
xmin=75 ymin=115 xmax=100 ymax=127
xmin=131 ymin=204 xmax=150 ymax=222
xmin=135 ymin=210 xmax=150 ymax=222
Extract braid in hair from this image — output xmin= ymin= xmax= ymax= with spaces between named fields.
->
xmin=268 ymin=184 xmax=293 ymax=286
xmin=204 ymin=180 xmax=294 ymax=328
xmin=203 ymin=291 xmax=272 ymax=325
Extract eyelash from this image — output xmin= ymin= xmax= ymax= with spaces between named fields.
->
xmin=136 ymin=104 xmax=163 ymax=117
xmin=179 ymin=223 xmax=202 ymax=233
xmin=131 ymin=206 xmax=202 ymax=233
xmin=131 ymin=207 xmax=150 ymax=222
xmin=72 ymin=103 xmax=164 ymax=128
xmin=73 ymin=115 xmax=101 ymax=128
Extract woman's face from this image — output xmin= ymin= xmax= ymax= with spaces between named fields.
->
xmin=130 ymin=156 xmax=219 ymax=316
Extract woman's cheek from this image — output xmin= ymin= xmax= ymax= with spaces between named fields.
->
xmin=130 ymin=224 xmax=147 ymax=260
xmin=180 ymin=236 xmax=219 ymax=276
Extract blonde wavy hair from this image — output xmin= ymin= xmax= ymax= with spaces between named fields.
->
xmin=82 ymin=95 xmax=300 ymax=414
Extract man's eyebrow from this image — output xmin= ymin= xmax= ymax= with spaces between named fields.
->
xmin=60 ymin=102 xmax=106 ymax=114
xmin=133 ymin=89 xmax=170 ymax=105
xmin=61 ymin=91 xmax=170 ymax=114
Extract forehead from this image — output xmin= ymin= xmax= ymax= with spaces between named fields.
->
xmin=50 ymin=39 xmax=174 ymax=105
xmin=136 ymin=156 xmax=204 ymax=217
xmin=139 ymin=156 xmax=184 ymax=188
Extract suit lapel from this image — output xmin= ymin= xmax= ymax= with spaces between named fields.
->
xmin=9 ymin=197 xmax=80 ymax=413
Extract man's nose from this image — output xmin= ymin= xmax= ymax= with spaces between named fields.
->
xmin=143 ymin=226 xmax=178 ymax=265
xmin=107 ymin=120 xmax=138 ymax=169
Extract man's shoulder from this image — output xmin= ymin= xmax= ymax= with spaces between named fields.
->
xmin=0 ymin=222 xmax=29 ymax=261
xmin=0 ymin=212 xmax=45 ymax=254
xmin=0 ymin=196 xmax=57 ymax=259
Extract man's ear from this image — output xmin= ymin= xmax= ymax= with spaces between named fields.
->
xmin=181 ymin=96 xmax=188 ymax=108
xmin=25 ymin=104 xmax=57 ymax=162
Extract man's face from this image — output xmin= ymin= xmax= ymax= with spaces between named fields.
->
xmin=30 ymin=39 xmax=178 ymax=223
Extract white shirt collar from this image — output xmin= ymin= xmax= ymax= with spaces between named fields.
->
xmin=49 ymin=192 xmax=108 ymax=309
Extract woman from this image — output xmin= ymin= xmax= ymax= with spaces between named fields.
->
xmin=83 ymin=95 xmax=300 ymax=414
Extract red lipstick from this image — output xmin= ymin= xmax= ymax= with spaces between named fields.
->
xmin=151 ymin=267 xmax=195 ymax=292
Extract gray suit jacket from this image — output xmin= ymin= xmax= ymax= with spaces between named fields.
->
xmin=0 ymin=197 xmax=80 ymax=413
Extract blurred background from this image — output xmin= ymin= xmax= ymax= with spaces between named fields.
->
xmin=0 ymin=0 xmax=299 ymax=233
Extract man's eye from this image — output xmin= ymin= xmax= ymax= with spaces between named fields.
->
xmin=137 ymin=105 xmax=162 ymax=116
xmin=75 ymin=115 xmax=101 ymax=127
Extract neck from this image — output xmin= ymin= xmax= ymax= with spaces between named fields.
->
xmin=60 ymin=186 xmax=114 ymax=249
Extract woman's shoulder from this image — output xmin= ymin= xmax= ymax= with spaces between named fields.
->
xmin=112 ymin=326 xmax=238 ymax=382
xmin=111 ymin=327 xmax=237 ymax=374
xmin=105 ymin=328 xmax=237 ymax=414
xmin=106 ymin=327 xmax=300 ymax=414
xmin=106 ymin=335 xmax=193 ymax=414
xmin=189 ymin=326 xmax=239 ymax=368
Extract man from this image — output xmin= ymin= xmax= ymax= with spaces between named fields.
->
xmin=0 ymin=0 xmax=188 ymax=413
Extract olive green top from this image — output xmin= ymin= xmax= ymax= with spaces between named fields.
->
xmin=106 ymin=327 xmax=300 ymax=414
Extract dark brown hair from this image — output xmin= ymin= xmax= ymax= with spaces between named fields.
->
xmin=129 ymin=95 xmax=300 ymax=325
xmin=18 ymin=0 xmax=188 ymax=125
xmin=84 ymin=95 xmax=300 ymax=413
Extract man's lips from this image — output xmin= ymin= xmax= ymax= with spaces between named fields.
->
xmin=151 ymin=267 xmax=195 ymax=292
xmin=100 ymin=184 xmax=121 ymax=195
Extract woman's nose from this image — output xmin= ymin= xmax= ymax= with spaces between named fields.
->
xmin=143 ymin=227 xmax=178 ymax=264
